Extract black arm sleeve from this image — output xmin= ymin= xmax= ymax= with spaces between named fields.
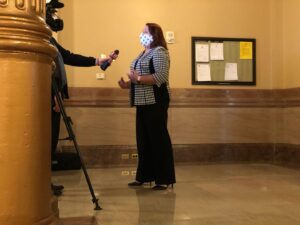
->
xmin=52 ymin=38 xmax=96 ymax=67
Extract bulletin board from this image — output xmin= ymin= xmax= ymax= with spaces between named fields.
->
xmin=192 ymin=37 xmax=256 ymax=85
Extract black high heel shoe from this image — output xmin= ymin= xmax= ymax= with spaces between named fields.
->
xmin=152 ymin=183 xmax=174 ymax=190
xmin=128 ymin=181 xmax=144 ymax=186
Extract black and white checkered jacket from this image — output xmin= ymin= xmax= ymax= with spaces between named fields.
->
xmin=130 ymin=46 xmax=170 ymax=106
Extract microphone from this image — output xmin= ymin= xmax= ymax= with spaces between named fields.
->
xmin=100 ymin=49 xmax=119 ymax=71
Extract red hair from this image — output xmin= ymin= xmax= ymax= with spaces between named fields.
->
xmin=146 ymin=23 xmax=168 ymax=50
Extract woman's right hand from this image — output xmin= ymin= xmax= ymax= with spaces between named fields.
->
xmin=118 ymin=77 xmax=130 ymax=89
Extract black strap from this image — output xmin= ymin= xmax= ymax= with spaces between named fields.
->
xmin=149 ymin=57 xmax=155 ymax=74
xmin=150 ymin=57 xmax=169 ymax=104
xmin=130 ymin=60 xmax=139 ymax=106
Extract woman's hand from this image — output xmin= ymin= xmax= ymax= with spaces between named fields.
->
xmin=128 ymin=70 xmax=139 ymax=84
xmin=118 ymin=77 xmax=130 ymax=89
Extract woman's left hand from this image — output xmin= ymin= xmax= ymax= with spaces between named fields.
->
xmin=128 ymin=70 xmax=139 ymax=83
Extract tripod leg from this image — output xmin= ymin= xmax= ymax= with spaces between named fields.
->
xmin=72 ymin=137 xmax=102 ymax=210
xmin=52 ymin=77 xmax=102 ymax=210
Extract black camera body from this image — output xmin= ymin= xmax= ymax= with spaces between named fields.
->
xmin=46 ymin=0 xmax=64 ymax=32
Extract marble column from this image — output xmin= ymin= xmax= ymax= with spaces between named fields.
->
xmin=0 ymin=0 xmax=58 ymax=225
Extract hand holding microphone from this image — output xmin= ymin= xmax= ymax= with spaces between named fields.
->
xmin=100 ymin=49 xmax=119 ymax=71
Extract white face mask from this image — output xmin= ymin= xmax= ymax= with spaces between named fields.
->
xmin=139 ymin=33 xmax=153 ymax=47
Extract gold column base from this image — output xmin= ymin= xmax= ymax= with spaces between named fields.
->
xmin=0 ymin=1 xmax=58 ymax=225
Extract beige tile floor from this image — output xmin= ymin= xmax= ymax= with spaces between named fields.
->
xmin=53 ymin=164 xmax=300 ymax=225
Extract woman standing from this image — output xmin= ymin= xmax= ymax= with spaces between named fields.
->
xmin=118 ymin=23 xmax=176 ymax=190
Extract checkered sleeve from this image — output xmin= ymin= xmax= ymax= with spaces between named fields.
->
xmin=152 ymin=47 xmax=170 ymax=87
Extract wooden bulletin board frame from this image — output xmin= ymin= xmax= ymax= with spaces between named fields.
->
xmin=192 ymin=37 xmax=256 ymax=85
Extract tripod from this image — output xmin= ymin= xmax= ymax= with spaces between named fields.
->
xmin=52 ymin=76 xmax=102 ymax=210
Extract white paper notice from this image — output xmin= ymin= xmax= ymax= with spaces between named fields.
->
xmin=210 ymin=43 xmax=224 ymax=60
xmin=195 ymin=43 xmax=209 ymax=62
xmin=196 ymin=63 xmax=211 ymax=81
xmin=225 ymin=63 xmax=238 ymax=80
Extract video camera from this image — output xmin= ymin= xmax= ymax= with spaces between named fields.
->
xmin=46 ymin=0 xmax=64 ymax=32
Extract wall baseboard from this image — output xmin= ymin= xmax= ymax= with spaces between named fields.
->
xmin=62 ymin=143 xmax=300 ymax=169
xmin=274 ymin=143 xmax=300 ymax=168
xmin=65 ymin=87 xmax=300 ymax=108
xmin=59 ymin=87 xmax=300 ymax=169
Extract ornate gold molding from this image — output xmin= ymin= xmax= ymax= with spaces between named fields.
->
xmin=0 ymin=0 xmax=8 ymax=7
xmin=0 ymin=1 xmax=58 ymax=225
xmin=15 ymin=0 xmax=24 ymax=9
xmin=0 ymin=0 xmax=45 ymax=16
xmin=0 ymin=0 xmax=56 ymax=57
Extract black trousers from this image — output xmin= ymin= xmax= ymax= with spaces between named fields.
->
xmin=135 ymin=102 xmax=176 ymax=185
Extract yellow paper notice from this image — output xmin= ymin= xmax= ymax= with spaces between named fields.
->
xmin=240 ymin=42 xmax=252 ymax=59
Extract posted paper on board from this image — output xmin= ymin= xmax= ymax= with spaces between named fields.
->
xmin=225 ymin=63 xmax=238 ymax=81
xmin=195 ymin=43 xmax=209 ymax=62
xmin=210 ymin=43 xmax=224 ymax=60
xmin=196 ymin=63 xmax=211 ymax=81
